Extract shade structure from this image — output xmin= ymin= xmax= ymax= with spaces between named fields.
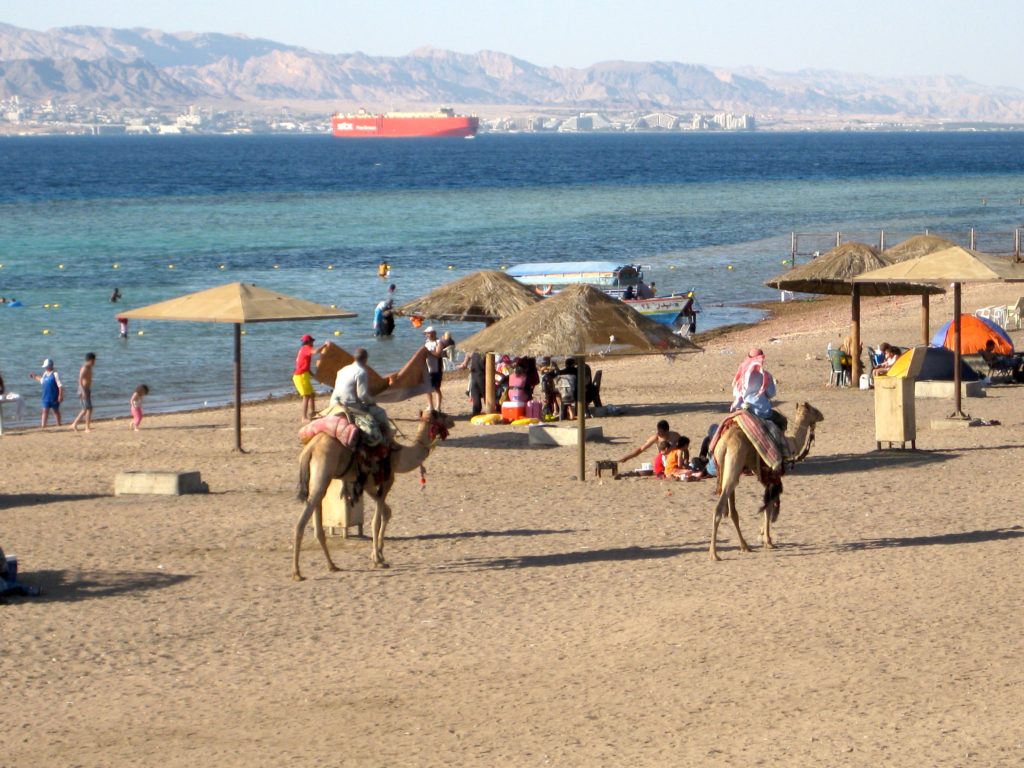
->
xmin=393 ymin=270 xmax=541 ymax=323
xmin=460 ymin=284 xmax=701 ymax=480
xmin=884 ymin=345 xmax=981 ymax=381
xmin=931 ymin=314 xmax=1013 ymax=355
xmin=856 ymin=247 xmax=1024 ymax=418
xmin=118 ymin=282 xmax=357 ymax=450
xmin=765 ymin=242 xmax=943 ymax=382
xmin=394 ymin=270 xmax=542 ymax=413
xmin=882 ymin=234 xmax=959 ymax=264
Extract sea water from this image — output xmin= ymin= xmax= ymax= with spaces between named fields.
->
xmin=1 ymin=132 xmax=1024 ymax=421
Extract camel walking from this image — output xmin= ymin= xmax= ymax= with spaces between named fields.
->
xmin=293 ymin=409 xmax=454 ymax=580
xmin=710 ymin=402 xmax=824 ymax=561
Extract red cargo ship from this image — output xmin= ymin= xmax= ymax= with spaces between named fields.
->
xmin=331 ymin=107 xmax=479 ymax=138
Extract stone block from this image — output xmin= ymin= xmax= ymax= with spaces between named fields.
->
xmin=914 ymin=380 xmax=985 ymax=399
xmin=528 ymin=423 xmax=603 ymax=447
xmin=114 ymin=471 xmax=208 ymax=496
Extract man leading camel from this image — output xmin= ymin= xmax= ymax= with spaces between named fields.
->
xmin=330 ymin=347 xmax=391 ymax=442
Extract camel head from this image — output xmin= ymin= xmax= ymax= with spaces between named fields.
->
xmin=794 ymin=402 xmax=825 ymax=427
xmin=420 ymin=409 xmax=456 ymax=443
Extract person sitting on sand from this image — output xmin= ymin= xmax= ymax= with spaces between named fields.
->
xmin=660 ymin=435 xmax=693 ymax=480
xmin=617 ymin=419 xmax=682 ymax=474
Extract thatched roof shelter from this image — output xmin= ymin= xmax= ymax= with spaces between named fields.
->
xmin=394 ymin=270 xmax=540 ymax=323
xmin=765 ymin=242 xmax=942 ymax=297
xmin=765 ymin=242 xmax=943 ymax=384
xmin=459 ymin=284 xmax=701 ymax=358
xmin=883 ymin=235 xmax=959 ymax=264
xmin=460 ymin=285 xmax=700 ymax=481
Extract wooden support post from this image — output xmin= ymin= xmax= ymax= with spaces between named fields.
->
xmin=577 ymin=355 xmax=586 ymax=481
xmin=921 ymin=294 xmax=930 ymax=345
xmin=485 ymin=353 xmax=497 ymax=413
xmin=851 ymin=284 xmax=862 ymax=385
xmin=233 ymin=322 xmax=243 ymax=452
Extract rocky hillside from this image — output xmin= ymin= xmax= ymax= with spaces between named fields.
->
xmin=2 ymin=22 xmax=1023 ymax=121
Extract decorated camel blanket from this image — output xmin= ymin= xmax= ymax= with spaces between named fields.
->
xmin=708 ymin=410 xmax=787 ymax=475
xmin=298 ymin=413 xmax=352 ymax=444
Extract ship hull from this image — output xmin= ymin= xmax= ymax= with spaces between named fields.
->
xmin=331 ymin=115 xmax=478 ymax=138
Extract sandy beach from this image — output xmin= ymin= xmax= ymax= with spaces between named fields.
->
xmin=3 ymin=283 xmax=1023 ymax=767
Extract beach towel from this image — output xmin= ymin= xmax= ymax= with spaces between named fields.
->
xmin=708 ymin=410 xmax=787 ymax=475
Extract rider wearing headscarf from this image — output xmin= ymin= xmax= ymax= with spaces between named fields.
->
xmin=730 ymin=347 xmax=777 ymax=420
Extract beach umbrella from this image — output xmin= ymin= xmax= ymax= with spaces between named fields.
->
xmin=394 ymin=270 xmax=542 ymax=413
xmin=930 ymin=314 xmax=1013 ymax=355
xmin=883 ymin=235 xmax=959 ymax=344
xmin=855 ymin=246 xmax=1024 ymax=418
xmin=117 ymin=282 xmax=357 ymax=451
xmin=459 ymin=284 xmax=701 ymax=480
xmin=765 ymin=242 xmax=942 ymax=383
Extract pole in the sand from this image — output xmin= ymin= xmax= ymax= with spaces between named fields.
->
xmin=234 ymin=322 xmax=244 ymax=451
xmin=950 ymin=283 xmax=968 ymax=420
xmin=577 ymin=354 xmax=586 ymax=481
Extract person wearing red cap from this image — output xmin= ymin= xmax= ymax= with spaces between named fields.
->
xmin=293 ymin=334 xmax=319 ymax=421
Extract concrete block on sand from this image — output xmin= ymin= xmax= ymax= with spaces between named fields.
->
xmin=114 ymin=471 xmax=208 ymax=496
xmin=915 ymin=380 xmax=985 ymax=399
xmin=528 ymin=423 xmax=603 ymax=447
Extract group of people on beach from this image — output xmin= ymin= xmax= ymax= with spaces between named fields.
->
xmin=2 ymin=352 xmax=150 ymax=431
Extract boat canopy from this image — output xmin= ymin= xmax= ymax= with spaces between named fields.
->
xmin=506 ymin=261 xmax=641 ymax=287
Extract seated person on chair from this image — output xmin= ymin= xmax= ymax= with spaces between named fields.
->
xmin=872 ymin=343 xmax=900 ymax=376
xmin=617 ymin=419 xmax=682 ymax=474
xmin=330 ymin=347 xmax=392 ymax=443
xmin=980 ymin=339 xmax=1020 ymax=376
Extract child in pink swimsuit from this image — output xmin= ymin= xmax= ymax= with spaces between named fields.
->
xmin=130 ymin=384 xmax=149 ymax=431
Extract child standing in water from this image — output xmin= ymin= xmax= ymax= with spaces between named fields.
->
xmin=130 ymin=384 xmax=149 ymax=431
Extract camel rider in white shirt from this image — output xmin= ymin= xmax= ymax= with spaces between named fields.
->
xmin=331 ymin=347 xmax=392 ymax=442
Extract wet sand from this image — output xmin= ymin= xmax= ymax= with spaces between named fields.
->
xmin=3 ymin=283 xmax=1023 ymax=766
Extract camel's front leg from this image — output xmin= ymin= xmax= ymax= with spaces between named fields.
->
xmin=728 ymin=496 xmax=751 ymax=553
xmin=710 ymin=493 xmax=729 ymax=561
xmin=370 ymin=498 xmax=390 ymax=569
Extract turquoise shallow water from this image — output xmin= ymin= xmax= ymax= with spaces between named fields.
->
xmin=1 ymin=133 xmax=1023 ymax=421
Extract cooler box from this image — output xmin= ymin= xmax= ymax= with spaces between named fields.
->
xmin=502 ymin=402 xmax=527 ymax=422
xmin=525 ymin=400 xmax=542 ymax=420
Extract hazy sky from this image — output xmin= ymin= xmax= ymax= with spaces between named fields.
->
xmin=5 ymin=0 xmax=1024 ymax=89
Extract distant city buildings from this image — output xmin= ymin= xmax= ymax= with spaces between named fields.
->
xmin=0 ymin=97 xmax=758 ymax=136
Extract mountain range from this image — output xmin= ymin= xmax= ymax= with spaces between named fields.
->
xmin=2 ymin=22 xmax=1024 ymax=124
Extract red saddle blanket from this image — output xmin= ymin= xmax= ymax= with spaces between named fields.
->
xmin=298 ymin=414 xmax=360 ymax=447
xmin=708 ymin=410 xmax=787 ymax=474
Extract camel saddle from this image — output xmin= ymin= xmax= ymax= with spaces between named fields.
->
xmin=709 ymin=410 xmax=793 ymax=476
xmin=299 ymin=404 xmax=386 ymax=448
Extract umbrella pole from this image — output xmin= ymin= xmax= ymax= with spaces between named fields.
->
xmin=851 ymin=284 xmax=862 ymax=385
xmin=950 ymin=284 xmax=968 ymax=420
xmin=234 ymin=322 xmax=244 ymax=451
xmin=921 ymin=294 xmax=930 ymax=345
xmin=485 ymin=353 xmax=497 ymax=413
xmin=577 ymin=355 xmax=586 ymax=481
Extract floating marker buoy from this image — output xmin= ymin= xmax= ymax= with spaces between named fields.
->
xmin=669 ymin=265 xmax=676 ymax=270
xmin=447 ymin=265 xmax=454 ymax=270
xmin=241 ymin=330 xmax=247 ymax=336
xmin=113 ymin=263 xmax=119 ymax=269
xmin=0 ymin=264 xmax=4 ymax=268
xmin=168 ymin=264 xmax=175 ymax=269
xmin=137 ymin=330 xmax=144 ymax=336
xmin=500 ymin=265 xmax=507 ymax=270
xmin=330 ymin=304 xmax=337 ymax=309
xmin=43 ymin=303 xmax=51 ymax=309
xmin=727 ymin=265 xmax=734 ymax=270
xmin=782 ymin=259 xmax=789 ymax=265
xmin=42 ymin=329 xmax=50 ymax=335
xmin=327 ymin=265 xmax=334 ymax=270
xmin=273 ymin=265 xmax=280 ymax=269
xmin=58 ymin=264 xmax=65 ymax=270
xmin=334 ymin=330 xmax=342 ymax=336
xmin=53 ymin=303 xmax=60 ymax=308
xmin=219 ymin=264 xmax=226 ymax=270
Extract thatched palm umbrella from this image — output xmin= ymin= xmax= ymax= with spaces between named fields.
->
xmin=459 ymin=284 xmax=701 ymax=480
xmin=118 ymin=282 xmax=357 ymax=451
xmin=856 ymin=246 xmax=1024 ymax=419
xmin=766 ymin=242 xmax=943 ymax=383
xmin=883 ymin=235 xmax=959 ymax=343
xmin=394 ymin=270 xmax=541 ymax=413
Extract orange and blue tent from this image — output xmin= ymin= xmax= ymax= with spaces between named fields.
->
xmin=930 ymin=314 xmax=1013 ymax=355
